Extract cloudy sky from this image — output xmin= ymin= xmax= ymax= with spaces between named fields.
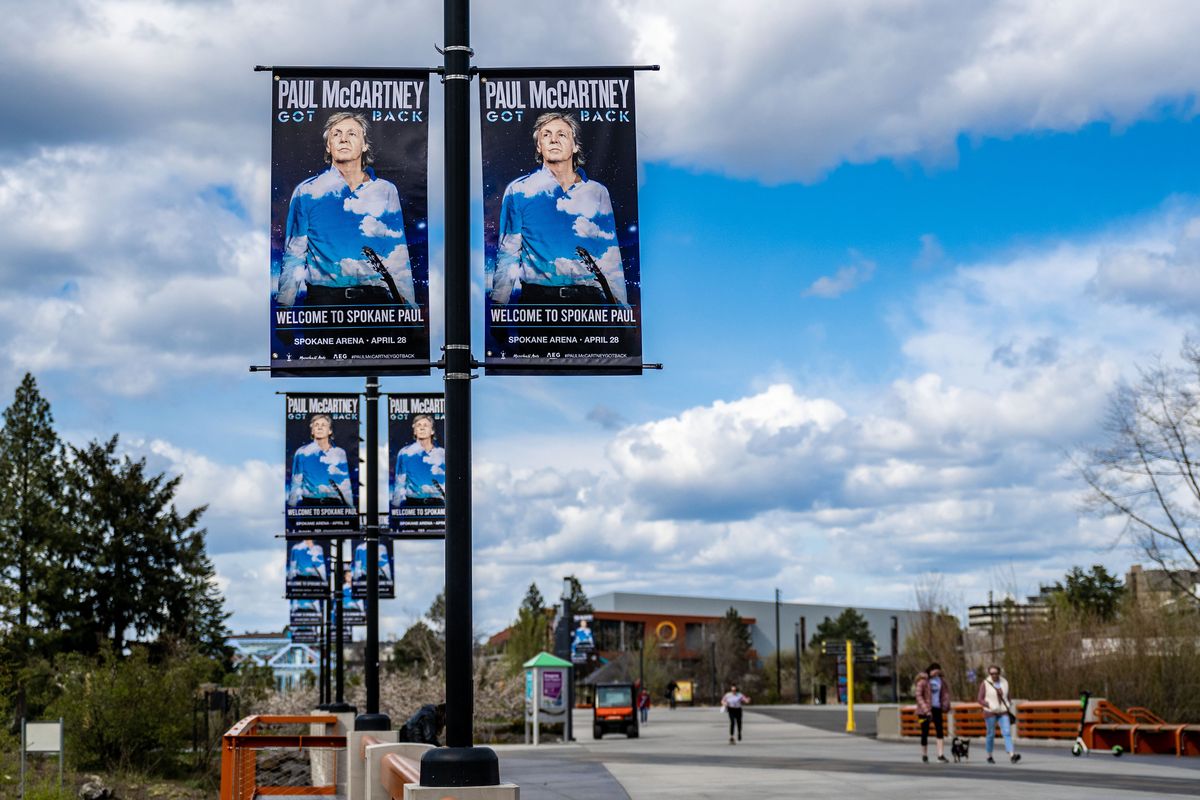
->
xmin=3 ymin=0 xmax=1198 ymax=640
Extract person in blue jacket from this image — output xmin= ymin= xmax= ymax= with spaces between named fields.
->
xmin=287 ymin=414 xmax=352 ymax=508
xmin=288 ymin=539 xmax=326 ymax=580
xmin=391 ymin=414 xmax=445 ymax=509
xmin=277 ymin=112 xmax=415 ymax=308
xmin=353 ymin=539 xmax=393 ymax=584
xmin=488 ymin=112 xmax=628 ymax=309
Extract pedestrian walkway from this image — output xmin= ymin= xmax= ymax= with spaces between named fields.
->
xmin=494 ymin=705 xmax=1200 ymax=799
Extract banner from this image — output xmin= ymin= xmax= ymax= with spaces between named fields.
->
xmin=571 ymin=613 xmax=595 ymax=664
xmin=290 ymin=598 xmax=323 ymax=626
xmin=291 ymin=626 xmax=321 ymax=644
xmin=326 ymin=604 xmax=354 ymax=641
xmin=387 ymin=393 xmax=446 ymax=532
xmin=350 ymin=537 xmax=395 ymax=599
xmin=270 ymin=69 xmax=431 ymax=376
xmin=339 ymin=580 xmax=367 ymax=627
xmin=285 ymin=394 xmax=360 ymax=532
xmin=479 ymin=69 xmax=642 ymax=375
xmin=285 ymin=538 xmax=330 ymax=599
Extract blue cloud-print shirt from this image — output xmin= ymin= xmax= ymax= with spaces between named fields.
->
xmin=489 ymin=167 xmax=627 ymax=306
xmin=278 ymin=167 xmax=415 ymax=306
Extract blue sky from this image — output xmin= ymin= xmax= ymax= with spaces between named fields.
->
xmin=1 ymin=1 xmax=1198 ymax=640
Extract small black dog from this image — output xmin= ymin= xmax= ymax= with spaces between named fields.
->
xmin=951 ymin=736 xmax=970 ymax=762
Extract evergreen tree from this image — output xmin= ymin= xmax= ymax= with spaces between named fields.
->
xmin=703 ymin=606 xmax=754 ymax=688
xmin=810 ymin=607 xmax=874 ymax=651
xmin=62 ymin=436 xmax=228 ymax=656
xmin=564 ymin=575 xmax=592 ymax=614
xmin=810 ymin=608 xmax=876 ymax=693
xmin=392 ymin=621 xmax=440 ymax=672
xmin=719 ymin=606 xmax=753 ymax=659
xmin=1052 ymin=565 xmax=1125 ymax=622
xmin=521 ymin=582 xmax=545 ymax=615
xmin=503 ymin=583 xmax=551 ymax=674
xmin=0 ymin=374 xmax=73 ymax=722
xmin=0 ymin=374 xmax=71 ymax=649
xmin=426 ymin=591 xmax=446 ymax=639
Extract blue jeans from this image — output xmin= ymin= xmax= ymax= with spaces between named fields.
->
xmin=985 ymin=713 xmax=1013 ymax=754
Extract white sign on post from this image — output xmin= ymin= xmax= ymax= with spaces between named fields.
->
xmin=25 ymin=721 xmax=62 ymax=752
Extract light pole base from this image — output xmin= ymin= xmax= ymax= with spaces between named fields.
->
xmin=354 ymin=712 xmax=392 ymax=731
xmin=420 ymin=746 xmax=500 ymax=787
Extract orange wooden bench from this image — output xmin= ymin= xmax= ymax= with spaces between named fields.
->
xmin=379 ymin=751 xmax=423 ymax=800
xmin=899 ymin=704 xmax=985 ymax=738
xmin=1013 ymin=700 xmax=1075 ymax=740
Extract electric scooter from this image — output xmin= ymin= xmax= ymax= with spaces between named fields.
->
xmin=1071 ymin=691 xmax=1123 ymax=757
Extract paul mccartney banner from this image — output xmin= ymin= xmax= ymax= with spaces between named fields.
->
xmin=350 ymin=537 xmax=396 ymax=599
xmin=269 ymin=69 xmax=431 ymax=376
xmin=387 ymin=393 xmax=446 ymax=533
xmin=290 ymin=598 xmax=323 ymax=626
xmin=285 ymin=394 xmax=360 ymax=532
xmin=285 ymin=538 xmax=330 ymax=599
xmin=479 ymin=69 xmax=642 ymax=375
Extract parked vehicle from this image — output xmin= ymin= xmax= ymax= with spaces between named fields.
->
xmin=593 ymin=683 xmax=638 ymax=739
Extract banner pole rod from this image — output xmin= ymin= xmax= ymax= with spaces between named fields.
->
xmin=420 ymin=0 xmax=500 ymax=785
xmin=356 ymin=377 xmax=390 ymax=730
xmin=322 ymin=597 xmax=331 ymax=706
xmin=443 ymin=0 xmax=473 ymax=750
xmin=333 ymin=538 xmax=348 ymax=709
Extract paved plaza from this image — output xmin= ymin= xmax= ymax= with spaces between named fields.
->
xmin=495 ymin=705 xmax=1200 ymax=799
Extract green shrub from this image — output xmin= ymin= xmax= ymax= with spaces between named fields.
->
xmin=41 ymin=645 xmax=215 ymax=774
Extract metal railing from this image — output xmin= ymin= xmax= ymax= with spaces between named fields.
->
xmin=220 ymin=715 xmax=345 ymax=800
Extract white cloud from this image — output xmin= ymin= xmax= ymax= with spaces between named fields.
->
xmin=803 ymin=256 xmax=876 ymax=298
xmin=3 ymin=2 xmax=1197 ymax=184
xmin=1089 ymin=219 xmax=1200 ymax=314
xmin=138 ymin=439 xmax=281 ymax=552
xmin=0 ymin=146 xmax=262 ymax=394
xmin=360 ymin=216 xmax=405 ymax=239
xmin=916 ymin=233 xmax=946 ymax=268
xmin=572 ymin=216 xmax=615 ymax=240
xmin=623 ymin=0 xmax=1200 ymax=181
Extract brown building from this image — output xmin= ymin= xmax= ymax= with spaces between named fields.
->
xmin=1126 ymin=563 xmax=1200 ymax=609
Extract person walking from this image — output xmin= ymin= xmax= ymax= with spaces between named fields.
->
xmin=637 ymin=686 xmax=651 ymax=725
xmin=721 ymin=684 xmax=751 ymax=744
xmin=915 ymin=662 xmax=951 ymax=763
xmin=978 ymin=664 xmax=1021 ymax=763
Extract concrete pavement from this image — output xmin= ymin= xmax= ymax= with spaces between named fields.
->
xmin=493 ymin=705 xmax=1200 ymax=799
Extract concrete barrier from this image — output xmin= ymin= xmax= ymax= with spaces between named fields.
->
xmin=402 ymin=783 xmax=520 ymax=800
xmin=876 ymin=706 xmax=901 ymax=740
xmin=350 ymin=729 xmax=400 ymax=800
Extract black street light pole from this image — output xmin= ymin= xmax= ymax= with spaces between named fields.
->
xmin=639 ymin=642 xmax=644 ymax=689
xmin=332 ymin=538 xmax=350 ymax=709
xmin=356 ymin=377 xmax=389 ymax=730
xmin=890 ymin=615 xmax=899 ymax=703
xmin=794 ymin=621 xmax=801 ymax=704
xmin=419 ymin=0 xmax=499 ymax=786
xmin=774 ymin=589 xmax=781 ymax=702
xmin=561 ymin=579 xmax=574 ymax=742
xmin=320 ymin=597 xmax=330 ymax=706
xmin=800 ymin=616 xmax=807 ymax=702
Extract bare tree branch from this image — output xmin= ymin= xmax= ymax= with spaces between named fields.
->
xmin=1077 ymin=342 xmax=1200 ymax=608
